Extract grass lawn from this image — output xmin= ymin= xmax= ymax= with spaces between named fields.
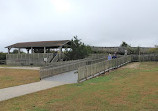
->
xmin=0 ymin=65 xmax=16 ymax=67
xmin=0 ymin=68 xmax=40 ymax=89
xmin=0 ymin=62 xmax=158 ymax=111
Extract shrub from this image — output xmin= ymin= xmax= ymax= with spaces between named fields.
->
xmin=65 ymin=36 xmax=92 ymax=60
xmin=0 ymin=52 xmax=7 ymax=60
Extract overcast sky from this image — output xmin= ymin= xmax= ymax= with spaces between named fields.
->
xmin=0 ymin=0 xmax=158 ymax=52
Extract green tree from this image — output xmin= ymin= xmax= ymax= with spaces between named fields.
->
xmin=12 ymin=49 xmax=24 ymax=54
xmin=120 ymin=41 xmax=129 ymax=47
xmin=65 ymin=36 xmax=92 ymax=60
xmin=155 ymin=45 xmax=158 ymax=48
xmin=119 ymin=41 xmax=137 ymax=54
xmin=12 ymin=49 xmax=18 ymax=54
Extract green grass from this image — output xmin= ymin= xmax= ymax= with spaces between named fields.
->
xmin=0 ymin=65 xmax=22 ymax=67
xmin=0 ymin=62 xmax=158 ymax=111
xmin=0 ymin=65 xmax=12 ymax=67
xmin=0 ymin=68 xmax=40 ymax=89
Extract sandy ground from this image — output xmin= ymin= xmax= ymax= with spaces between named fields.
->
xmin=0 ymin=66 xmax=40 ymax=70
xmin=122 ymin=62 xmax=140 ymax=69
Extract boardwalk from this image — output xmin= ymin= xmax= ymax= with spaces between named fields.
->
xmin=0 ymin=70 xmax=77 ymax=102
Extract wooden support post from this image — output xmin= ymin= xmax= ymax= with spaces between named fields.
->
xmin=8 ymin=48 xmax=11 ymax=54
xmin=18 ymin=48 xmax=21 ymax=54
xmin=139 ymin=51 xmax=141 ymax=62
xmin=31 ymin=47 xmax=34 ymax=54
xmin=44 ymin=47 xmax=46 ymax=53
xmin=59 ymin=47 xmax=62 ymax=60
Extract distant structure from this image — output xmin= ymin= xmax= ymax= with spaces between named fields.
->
xmin=91 ymin=46 xmax=152 ymax=54
xmin=5 ymin=40 xmax=71 ymax=66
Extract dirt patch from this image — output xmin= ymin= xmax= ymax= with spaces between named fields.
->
xmin=122 ymin=62 xmax=140 ymax=69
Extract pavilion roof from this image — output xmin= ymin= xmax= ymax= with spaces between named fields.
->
xmin=5 ymin=40 xmax=71 ymax=49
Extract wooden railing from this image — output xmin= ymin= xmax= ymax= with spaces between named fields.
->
xmin=40 ymin=56 xmax=109 ymax=79
xmin=132 ymin=54 xmax=158 ymax=62
xmin=40 ymin=54 xmax=158 ymax=81
xmin=78 ymin=56 xmax=132 ymax=82
xmin=47 ymin=53 xmax=56 ymax=63
xmin=51 ymin=53 xmax=59 ymax=62
xmin=40 ymin=60 xmax=87 ymax=79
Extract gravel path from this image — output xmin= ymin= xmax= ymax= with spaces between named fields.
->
xmin=0 ymin=70 xmax=77 ymax=102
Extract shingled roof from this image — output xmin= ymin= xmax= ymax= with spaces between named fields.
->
xmin=6 ymin=40 xmax=71 ymax=49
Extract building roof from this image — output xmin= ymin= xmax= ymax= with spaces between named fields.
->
xmin=6 ymin=40 xmax=71 ymax=49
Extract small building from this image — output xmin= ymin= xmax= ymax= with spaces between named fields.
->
xmin=5 ymin=40 xmax=71 ymax=66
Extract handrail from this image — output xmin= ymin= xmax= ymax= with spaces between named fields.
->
xmin=78 ymin=56 xmax=132 ymax=82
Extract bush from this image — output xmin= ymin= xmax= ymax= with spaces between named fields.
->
xmin=119 ymin=42 xmax=141 ymax=55
xmin=0 ymin=52 xmax=7 ymax=60
xmin=65 ymin=36 xmax=92 ymax=60
xmin=149 ymin=48 xmax=158 ymax=54
xmin=12 ymin=49 xmax=25 ymax=54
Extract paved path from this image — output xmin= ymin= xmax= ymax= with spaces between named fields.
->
xmin=0 ymin=70 xmax=77 ymax=102
xmin=0 ymin=66 xmax=40 ymax=70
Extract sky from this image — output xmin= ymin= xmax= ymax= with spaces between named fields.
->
xmin=0 ymin=0 xmax=158 ymax=52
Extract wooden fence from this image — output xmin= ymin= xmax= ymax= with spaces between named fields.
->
xmin=78 ymin=54 xmax=158 ymax=82
xmin=40 ymin=56 xmax=109 ymax=79
xmin=78 ymin=56 xmax=132 ymax=82
xmin=39 ymin=54 xmax=124 ymax=79
xmin=40 ymin=60 xmax=87 ymax=79
xmin=43 ymin=58 xmax=89 ymax=69
xmin=6 ymin=53 xmax=54 ymax=66
xmin=40 ymin=54 xmax=158 ymax=81
xmin=132 ymin=54 xmax=158 ymax=62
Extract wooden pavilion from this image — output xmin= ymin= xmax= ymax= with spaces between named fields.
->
xmin=5 ymin=40 xmax=71 ymax=66
xmin=6 ymin=40 xmax=71 ymax=54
